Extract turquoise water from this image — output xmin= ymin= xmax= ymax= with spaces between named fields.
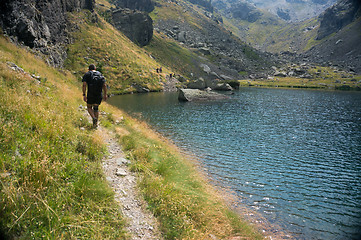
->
xmin=108 ymin=88 xmax=361 ymax=239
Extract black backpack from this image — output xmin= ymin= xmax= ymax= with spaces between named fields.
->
xmin=88 ymin=71 xmax=105 ymax=95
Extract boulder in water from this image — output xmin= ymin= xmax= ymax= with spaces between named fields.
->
xmin=178 ymin=88 xmax=230 ymax=102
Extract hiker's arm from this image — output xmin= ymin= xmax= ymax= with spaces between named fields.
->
xmin=103 ymin=83 xmax=107 ymax=101
xmin=82 ymin=82 xmax=87 ymax=102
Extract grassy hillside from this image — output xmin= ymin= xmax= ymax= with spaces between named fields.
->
xmin=221 ymin=11 xmax=286 ymax=51
xmin=64 ymin=5 xmax=217 ymax=94
xmin=262 ymin=18 xmax=321 ymax=53
xmin=0 ymin=7 xmax=265 ymax=239
xmin=65 ymin=11 xmax=168 ymax=94
xmin=144 ymin=34 xmax=211 ymax=79
xmin=0 ymin=35 xmax=127 ymax=239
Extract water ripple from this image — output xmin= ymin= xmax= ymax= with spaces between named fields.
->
xmin=108 ymin=89 xmax=361 ymax=240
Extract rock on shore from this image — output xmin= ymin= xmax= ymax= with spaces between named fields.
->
xmin=178 ymin=88 xmax=230 ymax=102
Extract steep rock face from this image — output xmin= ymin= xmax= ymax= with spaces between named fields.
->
xmin=317 ymin=0 xmax=361 ymax=39
xmin=112 ymin=8 xmax=153 ymax=46
xmin=304 ymin=16 xmax=361 ymax=73
xmin=229 ymin=2 xmax=262 ymax=22
xmin=212 ymin=0 xmax=262 ymax=23
xmin=111 ymin=0 xmax=155 ymax=13
xmin=0 ymin=0 xmax=94 ymax=67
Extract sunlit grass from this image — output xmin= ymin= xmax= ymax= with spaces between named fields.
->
xmin=65 ymin=11 xmax=164 ymax=94
xmin=114 ymin=115 xmax=264 ymax=240
xmin=239 ymin=66 xmax=361 ymax=90
xmin=0 ymin=35 xmax=127 ymax=239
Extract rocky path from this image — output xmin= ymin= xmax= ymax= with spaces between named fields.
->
xmin=100 ymin=128 xmax=163 ymax=240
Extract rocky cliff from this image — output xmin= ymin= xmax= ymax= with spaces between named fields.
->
xmin=297 ymin=0 xmax=361 ymax=73
xmin=303 ymin=16 xmax=361 ymax=73
xmin=0 ymin=0 xmax=94 ymax=67
xmin=212 ymin=0 xmax=262 ymax=23
xmin=112 ymin=8 xmax=153 ymax=47
xmin=317 ymin=0 xmax=361 ymax=39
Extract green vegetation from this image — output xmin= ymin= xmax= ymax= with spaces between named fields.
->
xmin=144 ymin=34 xmax=203 ymax=79
xmin=240 ymin=66 xmax=361 ymax=90
xmin=116 ymin=117 xmax=263 ymax=240
xmin=221 ymin=11 xmax=286 ymax=51
xmin=0 ymin=35 xmax=127 ymax=239
xmin=65 ymin=11 xmax=164 ymax=95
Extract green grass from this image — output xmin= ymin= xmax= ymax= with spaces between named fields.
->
xmin=144 ymin=34 xmax=204 ymax=79
xmin=239 ymin=66 xmax=361 ymax=90
xmin=0 ymin=35 xmax=128 ymax=239
xmin=65 ymin=11 xmax=164 ymax=95
xmin=114 ymin=118 xmax=264 ymax=240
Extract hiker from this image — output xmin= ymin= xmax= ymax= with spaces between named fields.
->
xmin=82 ymin=64 xmax=107 ymax=128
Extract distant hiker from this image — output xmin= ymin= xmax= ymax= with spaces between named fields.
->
xmin=156 ymin=68 xmax=159 ymax=73
xmin=159 ymin=67 xmax=162 ymax=73
xmin=82 ymin=64 xmax=107 ymax=128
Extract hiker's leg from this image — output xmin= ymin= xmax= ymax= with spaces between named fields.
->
xmin=93 ymin=104 xmax=99 ymax=120
xmin=87 ymin=104 xmax=96 ymax=119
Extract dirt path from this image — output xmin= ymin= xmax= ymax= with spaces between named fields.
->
xmin=100 ymin=127 xmax=163 ymax=239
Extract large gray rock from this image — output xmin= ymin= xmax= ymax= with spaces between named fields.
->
xmin=112 ymin=8 xmax=153 ymax=46
xmin=200 ymin=64 xmax=211 ymax=74
xmin=177 ymin=31 xmax=186 ymax=42
xmin=178 ymin=88 xmax=230 ymax=102
xmin=132 ymin=83 xmax=150 ymax=93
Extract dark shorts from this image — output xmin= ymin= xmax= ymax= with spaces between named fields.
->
xmin=87 ymin=95 xmax=102 ymax=105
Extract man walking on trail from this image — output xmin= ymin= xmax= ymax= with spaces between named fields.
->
xmin=82 ymin=64 xmax=107 ymax=128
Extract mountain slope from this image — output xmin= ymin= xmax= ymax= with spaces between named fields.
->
xmin=214 ymin=0 xmax=338 ymax=22
xmin=150 ymin=0 xmax=279 ymax=79
xmin=216 ymin=0 xmax=361 ymax=73
xmin=65 ymin=10 xmax=165 ymax=94
xmin=303 ymin=16 xmax=361 ymax=73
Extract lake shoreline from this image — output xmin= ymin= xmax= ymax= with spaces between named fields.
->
xmin=108 ymin=89 xmax=361 ymax=239
xmin=238 ymin=76 xmax=361 ymax=91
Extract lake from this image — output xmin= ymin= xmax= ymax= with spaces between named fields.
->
xmin=108 ymin=88 xmax=361 ymax=240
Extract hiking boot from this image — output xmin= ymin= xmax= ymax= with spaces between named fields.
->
xmin=93 ymin=118 xmax=98 ymax=128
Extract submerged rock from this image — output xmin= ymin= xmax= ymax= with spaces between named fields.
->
xmin=178 ymin=88 xmax=230 ymax=102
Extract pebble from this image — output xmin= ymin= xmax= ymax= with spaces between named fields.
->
xmin=116 ymin=157 xmax=129 ymax=166
xmin=115 ymin=168 xmax=127 ymax=176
